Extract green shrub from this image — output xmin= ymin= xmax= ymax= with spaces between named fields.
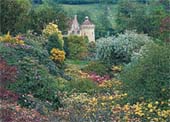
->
xmin=96 ymin=30 xmax=153 ymax=65
xmin=82 ymin=61 xmax=110 ymax=76
xmin=120 ymin=43 xmax=170 ymax=103
xmin=43 ymin=23 xmax=64 ymax=52
xmin=66 ymin=35 xmax=88 ymax=60
xmin=0 ymin=35 xmax=62 ymax=109
xmin=10 ymin=57 xmax=61 ymax=109
xmin=63 ymin=78 xmax=98 ymax=94
xmin=46 ymin=33 xmax=64 ymax=52
xmin=87 ymin=42 xmax=96 ymax=60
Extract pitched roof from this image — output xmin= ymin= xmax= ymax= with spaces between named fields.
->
xmin=82 ymin=16 xmax=94 ymax=26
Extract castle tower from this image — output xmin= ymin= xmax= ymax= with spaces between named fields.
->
xmin=81 ymin=16 xmax=95 ymax=42
xmin=68 ymin=15 xmax=80 ymax=35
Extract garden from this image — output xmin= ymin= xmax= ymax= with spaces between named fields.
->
xmin=0 ymin=0 xmax=170 ymax=122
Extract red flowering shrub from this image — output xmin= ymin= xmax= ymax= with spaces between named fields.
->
xmin=0 ymin=56 xmax=17 ymax=84
xmin=0 ymin=100 xmax=49 ymax=122
xmin=0 ymin=56 xmax=18 ymax=101
xmin=160 ymin=16 xmax=170 ymax=42
xmin=88 ymin=73 xmax=110 ymax=84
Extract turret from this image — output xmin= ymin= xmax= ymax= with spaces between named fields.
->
xmin=81 ymin=16 xmax=95 ymax=42
xmin=68 ymin=15 xmax=80 ymax=35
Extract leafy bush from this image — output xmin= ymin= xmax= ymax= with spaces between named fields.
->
xmin=120 ymin=43 xmax=170 ymax=103
xmin=64 ymin=78 xmax=98 ymax=94
xmin=12 ymin=57 xmax=61 ymax=109
xmin=96 ymin=30 xmax=153 ymax=65
xmin=46 ymin=33 xmax=64 ymax=51
xmin=66 ymin=35 xmax=88 ymax=60
xmin=0 ymin=34 xmax=62 ymax=109
xmin=87 ymin=42 xmax=96 ymax=60
xmin=82 ymin=61 xmax=110 ymax=76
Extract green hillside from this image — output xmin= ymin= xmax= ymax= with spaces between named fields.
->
xmin=61 ymin=3 xmax=118 ymax=28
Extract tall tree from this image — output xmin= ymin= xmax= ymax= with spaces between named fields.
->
xmin=0 ymin=0 xmax=31 ymax=34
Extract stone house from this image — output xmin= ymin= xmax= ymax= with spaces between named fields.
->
xmin=68 ymin=15 xmax=95 ymax=42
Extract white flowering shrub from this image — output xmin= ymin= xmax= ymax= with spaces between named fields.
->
xmin=96 ymin=30 xmax=153 ymax=65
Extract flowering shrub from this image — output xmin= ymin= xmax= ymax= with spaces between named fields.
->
xmin=0 ymin=56 xmax=18 ymax=101
xmin=50 ymin=48 xmax=65 ymax=62
xmin=111 ymin=65 xmax=122 ymax=73
xmin=160 ymin=16 xmax=170 ymax=42
xmin=0 ymin=56 xmax=17 ymax=84
xmin=55 ymin=73 xmax=170 ymax=122
xmin=61 ymin=87 xmax=129 ymax=121
xmin=0 ymin=32 xmax=25 ymax=45
xmin=43 ymin=23 xmax=64 ymax=51
xmin=0 ymin=100 xmax=49 ymax=122
xmin=0 ymin=35 xmax=62 ymax=110
xmin=111 ymin=101 xmax=170 ymax=121
xmin=43 ymin=23 xmax=63 ymax=40
xmin=87 ymin=73 xmax=110 ymax=84
xmin=96 ymin=30 xmax=153 ymax=65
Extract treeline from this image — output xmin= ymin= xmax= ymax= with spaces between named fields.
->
xmin=53 ymin=0 xmax=159 ymax=5
xmin=53 ymin=0 xmax=119 ymax=4
xmin=0 ymin=0 xmax=68 ymax=35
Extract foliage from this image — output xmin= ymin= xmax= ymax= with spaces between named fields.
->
xmin=76 ymin=10 xmax=92 ymax=24
xmin=46 ymin=33 xmax=64 ymax=52
xmin=96 ymin=30 xmax=153 ymax=65
xmin=64 ymin=78 xmax=98 ymax=93
xmin=18 ymin=33 xmax=60 ymax=75
xmin=0 ymin=56 xmax=18 ymax=102
xmin=43 ymin=23 xmax=63 ymax=40
xmin=66 ymin=35 xmax=88 ymax=60
xmin=0 ymin=34 xmax=62 ymax=109
xmin=0 ymin=56 xmax=17 ymax=85
xmin=0 ymin=0 xmax=31 ymax=34
xmin=160 ymin=16 xmax=170 ymax=42
xmin=0 ymin=0 xmax=68 ymax=34
xmin=116 ymin=0 xmax=170 ymax=41
xmin=87 ymin=42 xmax=96 ymax=60
xmin=82 ymin=61 xmax=110 ymax=76
xmin=50 ymin=48 xmax=65 ymax=62
xmin=28 ymin=3 xmax=68 ymax=34
xmin=54 ymin=0 xmax=118 ymax=4
xmin=43 ymin=23 xmax=64 ymax=51
xmin=120 ymin=43 xmax=170 ymax=103
xmin=0 ymin=100 xmax=49 ymax=122
xmin=0 ymin=32 xmax=25 ymax=45
xmin=95 ymin=4 xmax=114 ymax=38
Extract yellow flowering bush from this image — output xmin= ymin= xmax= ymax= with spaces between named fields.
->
xmin=0 ymin=32 xmax=24 ymax=45
xmin=99 ymin=79 xmax=122 ymax=88
xmin=43 ymin=23 xmax=63 ymax=40
xmin=43 ymin=23 xmax=64 ymax=51
xmin=111 ymin=65 xmax=122 ymax=72
xmin=50 ymin=48 xmax=65 ymax=62
xmin=58 ymin=77 xmax=170 ymax=121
